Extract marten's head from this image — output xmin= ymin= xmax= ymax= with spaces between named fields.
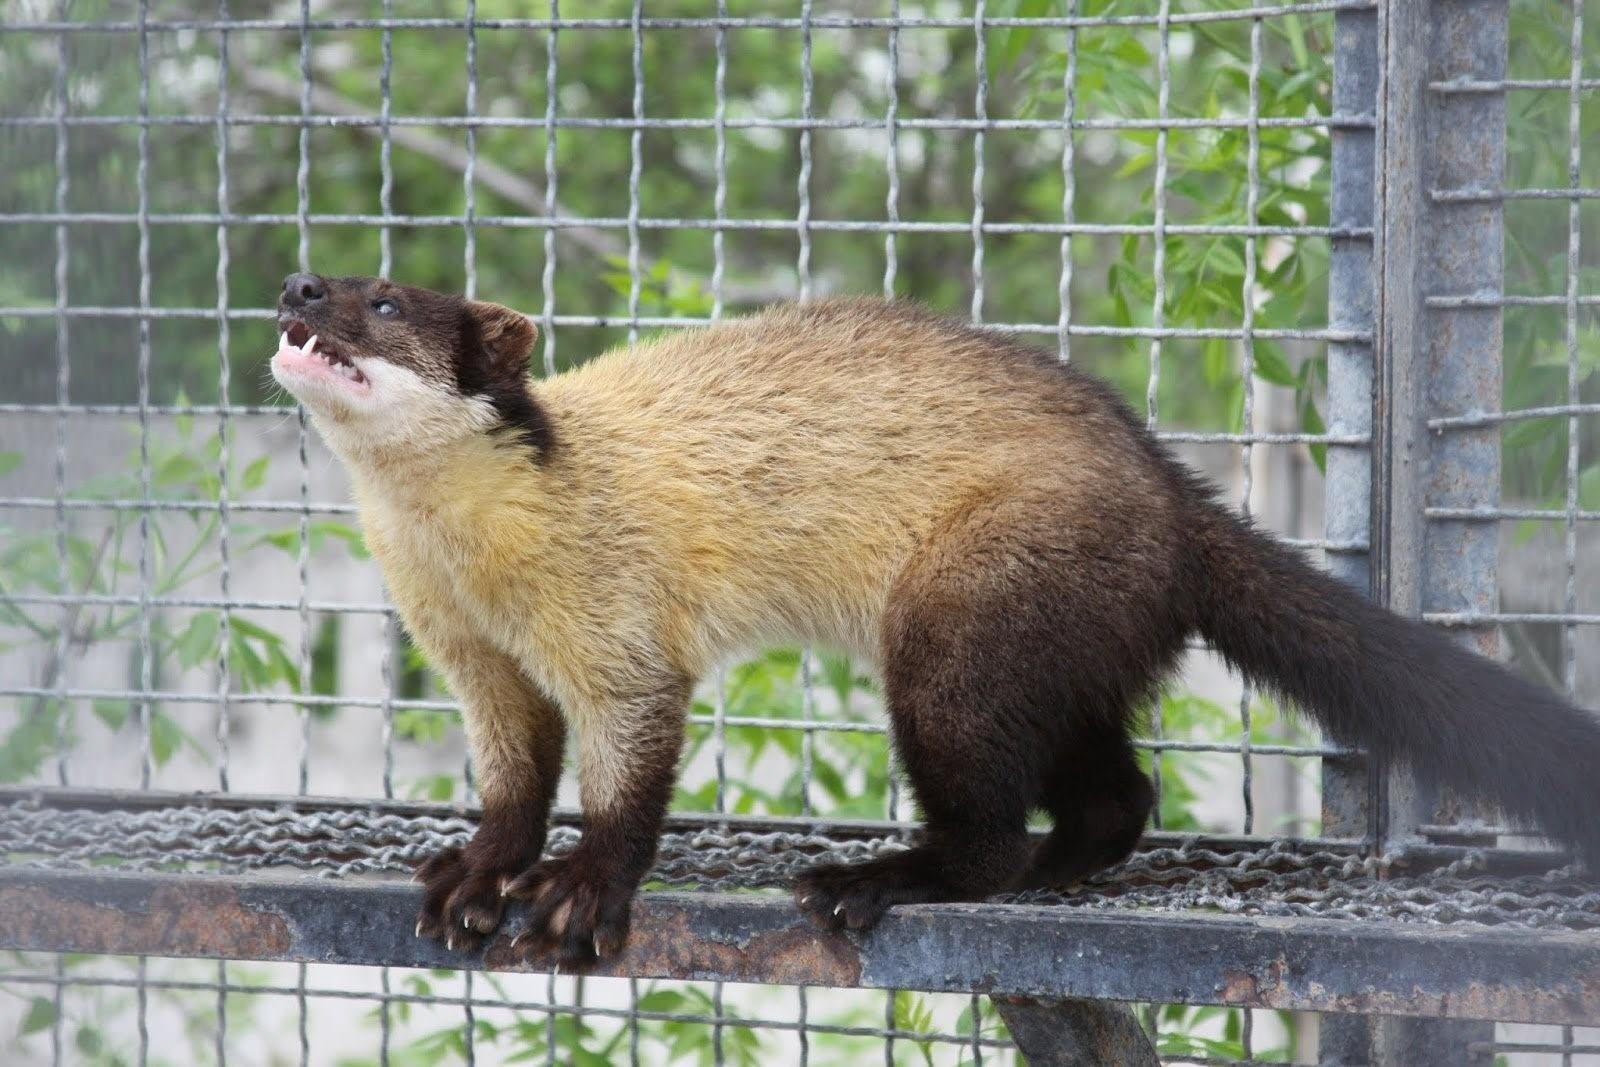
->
xmin=270 ymin=272 xmax=549 ymax=458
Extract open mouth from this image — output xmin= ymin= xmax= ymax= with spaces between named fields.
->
xmin=276 ymin=319 xmax=368 ymax=388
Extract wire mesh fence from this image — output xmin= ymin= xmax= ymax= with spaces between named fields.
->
xmin=0 ymin=0 xmax=1595 ymax=1063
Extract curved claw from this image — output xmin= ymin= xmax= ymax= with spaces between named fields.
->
xmin=501 ymin=851 xmax=638 ymax=970
xmin=411 ymin=846 xmax=526 ymax=954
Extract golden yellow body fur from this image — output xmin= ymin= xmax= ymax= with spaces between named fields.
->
xmin=352 ymin=300 xmax=1132 ymax=807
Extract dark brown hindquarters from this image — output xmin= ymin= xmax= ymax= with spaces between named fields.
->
xmin=793 ymin=481 xmax=1187 ymax=929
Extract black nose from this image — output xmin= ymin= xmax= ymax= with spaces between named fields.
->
xmin=282 ymin=272 xmax=326 ymax=308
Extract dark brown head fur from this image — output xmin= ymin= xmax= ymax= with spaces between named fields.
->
xmin=277 ymin=272 xmax=552 ymax=453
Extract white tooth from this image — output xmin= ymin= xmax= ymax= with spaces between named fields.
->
xmin=279 ymin=331 xmax=289 ymax=350
xmin=305 ymin=334 xmax=318 ymax=356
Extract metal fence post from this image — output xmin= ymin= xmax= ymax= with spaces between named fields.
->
xmin=1372 ymin=0 xmax=1507 ymax=1061
xmin=1324 ymin=0 xmax=1381 ymax=867
xmin=1319 ymin=3 xmax=1382 ymax=1060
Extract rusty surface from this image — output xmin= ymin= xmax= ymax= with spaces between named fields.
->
xmin=1 ymin=867 xmax=1597 ymax=1025
xmin=484 ymin=897 xmax=864 ymax=988
xmin=0 ymin=877 xmax=291 ymax=959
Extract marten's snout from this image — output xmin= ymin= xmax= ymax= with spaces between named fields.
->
xmin=281 ymin=272 xmax=327 ymax=309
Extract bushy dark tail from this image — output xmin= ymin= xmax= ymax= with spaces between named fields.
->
xmin=1188 ymin=499 xmax=1600 ymax=861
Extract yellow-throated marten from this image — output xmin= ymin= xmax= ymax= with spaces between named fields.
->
xmin=270 ymin=271 xmax=1600 ymax=967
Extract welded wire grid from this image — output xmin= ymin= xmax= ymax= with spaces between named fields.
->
xmin=0 ymin=0 xmax=1488 ymax=1064
xmin=1412 ymin=0 xmax=1600 ymax=1061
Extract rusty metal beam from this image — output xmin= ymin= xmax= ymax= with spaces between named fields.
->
xmin=1 ymin=867 xmax=1596 ymax=1026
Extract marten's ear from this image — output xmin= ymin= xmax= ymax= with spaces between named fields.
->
xmin=467 ymin=300 xmax=539 ymax=374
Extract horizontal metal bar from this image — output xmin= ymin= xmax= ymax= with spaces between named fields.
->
xmin=1431 ymin=187 xmax=1600 ymax=203
xmin=1427 ymin=403 xmax=1600 ymax=430
xmin=1425 ymin=506 xmax=1600 ymax=523
xmin=1429 ymin=77 xmax=1600 ymax=94
xmin=1133 ymin=737 xmax=1352 ymax=756
xmin=0 ymin=402 xmax=1356 ymax=422
xmin=0 ymin=684 xmax=877 ymax=734
xmin=1426 ymin=292 xmax=1600 ymax=309
xmin=0 ymin=419 xmax=1368 ymax=446
xmin=0 ymin=5 xmax=1380 ymax=35
xmin=0 ymin=684 xmax=1350 ymax=755
xmin=0 ymin=592 xmax=395 ymax=614
xmin=1160 ymin=431 xmax=1368 ymax=444
xmin=0 ymin=970 xmax=1012 ymax=1051
xmin=0 ymin=401 xmax=290 ymax=415
xmin=0 ymin=113 xmax=1370 ymax=133
xmin=1414 ymin=822 xmax=1519 ymax=839
xmin=0 ymin=866 xmax=1592 ymax=1024
xmin=1425 ymin=612 xmax=1600 ymax=627
xmin=0 ymin=211 xmax=1368 ymax=240
xmin=0 ymin=499 xmax=1360 ymax=534
xmin=1472 ymin=1041 xmax=1600 ymax=1055
xmin=0 ymin=310 xmax=1371 ymax=343
xmin=0 ymin=496 xmax=358 ymax=516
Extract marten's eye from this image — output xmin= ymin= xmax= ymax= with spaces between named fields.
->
xmin=373 ymin=298 xmax=399 ymax=317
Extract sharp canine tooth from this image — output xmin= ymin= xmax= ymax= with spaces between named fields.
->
xmin=305 ymin=334 xmax=318 ymax=356
xmin=279 ymin=331 xmax=288 ymax=350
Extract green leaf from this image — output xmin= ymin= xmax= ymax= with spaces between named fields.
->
xmin=1299 ymin=386 xmax=1328 ymax=473
xmin=635 ymin=989 xmax=688 ymax=1012
xmin=1250 ymin=343 xmax=1297 ymax=387
xmin=0 ymin=705 xmax=60 ymax=783
xmin=75 ymin=1025 xmax=102 ymax=1056
xmin=242 ymin=455 xmax=271 ymax=490
xmin=175 ymin=611 xmax=221 ymax=670
xmin=150 ymin=710 xmax=183 ymax=767
xmin=90 ymin=700 xmax=128 ymax=731
xmin=20 ymin=996 xmax=55 ymax=1036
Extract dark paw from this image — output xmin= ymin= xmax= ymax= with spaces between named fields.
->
xmin=792 ymin=849 xmax=959 ymax=932
xmin=502 ymin=850 xmax=638 ymax=969
xmin=412 ymin=847 xmax=519 ymax=954
xmin=1015 ymin=845 xmax=1120 ymax=892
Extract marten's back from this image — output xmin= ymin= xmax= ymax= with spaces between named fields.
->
xmin=536 ymin=298 xmax=1184 ymax=666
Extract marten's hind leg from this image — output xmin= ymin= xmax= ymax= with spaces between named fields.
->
xmin=794 ymin=488 xmax=1178 ymax=931
xmin=1017 ymin=733 xmax=1152 ymax=890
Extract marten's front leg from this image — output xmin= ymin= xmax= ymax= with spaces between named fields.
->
xmin=412 ymin=636 xmax=565 ymax=953
xmin=504 ymin=676 xmax=687 ymax=968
